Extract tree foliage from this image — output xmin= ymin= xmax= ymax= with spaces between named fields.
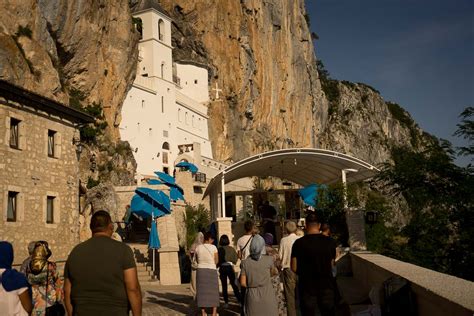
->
xmin=377 ymin=142 xmax=474 ymax=280
xmin=185 ymin=204 xmax=210 ymax=250
xmin=454 ymin=106 xmax=474 ymax=159
xmin=313 ymin=183 xmax=362 ymax=247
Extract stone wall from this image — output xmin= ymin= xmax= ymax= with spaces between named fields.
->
xmin=350 ymin=252 xmax=474 ymax=315
xmin=0 ymin=97 xmax=81 ymax=263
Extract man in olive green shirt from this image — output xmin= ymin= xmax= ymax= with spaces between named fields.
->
xmin=64 ymin=211 xmax=142 ymax=316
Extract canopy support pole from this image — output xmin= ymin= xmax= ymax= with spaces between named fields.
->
xmin=221 ymin=171 xmax=226 ymax=218
xmin=341 ymin=169 xmax=348 ymax=209
xmin=153 ymin=249 xmax=155 ymax=273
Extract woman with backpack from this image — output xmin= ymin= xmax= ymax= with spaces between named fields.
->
xmin=26 ymin=241 xmax=64 ymax=316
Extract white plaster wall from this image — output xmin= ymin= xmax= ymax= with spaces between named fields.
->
xmin=123 ymin=8 xmax=215 ymax=177
xmin=134 ymin=10 xmax=172 ymax=47
xmin=135 ymin=11 xmax=173 ymax=80
xmin=176 ymin=63 xmax=210 ymax=103
xmin=175 ymin=101 xmax=213 ymax=159
xmin=120 ymin=80 xmax=178 ymax=177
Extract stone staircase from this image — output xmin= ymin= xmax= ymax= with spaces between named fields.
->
xmin=128 ymin=243 xmax=159 ymax=285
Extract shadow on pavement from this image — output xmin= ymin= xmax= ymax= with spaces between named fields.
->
xmin=147 ymin=290 xmax=192 ymax=314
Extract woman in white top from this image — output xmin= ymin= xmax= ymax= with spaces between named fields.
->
xmin=0 ymin=241 xmax=33 ymax=316
xmin=195 ymin=232 xmax=219 ymax=316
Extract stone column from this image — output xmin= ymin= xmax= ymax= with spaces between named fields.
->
xmin=157 ymin=214 xmax=181 ymax=285
xmin=345 ymin=207 xmax=367 ymax=251
xmin=216 ymin=217 xmax=234 ymax=245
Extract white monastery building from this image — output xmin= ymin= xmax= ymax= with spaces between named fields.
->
xmin=120 ymin=2 xmax=215 ymax=177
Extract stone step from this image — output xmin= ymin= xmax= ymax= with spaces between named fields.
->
xmin=137 ymin=270 xmax=153 ymax=278
xmin=136 ymin=265 xmax=152 ymax=272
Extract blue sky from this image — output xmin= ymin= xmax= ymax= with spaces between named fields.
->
xmin=306 ymin=0 xmax=474 ymax=165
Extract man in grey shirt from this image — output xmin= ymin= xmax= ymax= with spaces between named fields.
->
xmin=64 ymin=211 xmax=142 ymax=316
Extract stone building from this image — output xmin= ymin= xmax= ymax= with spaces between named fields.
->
xmin=0 ymin=80 xmax=93 ymax=263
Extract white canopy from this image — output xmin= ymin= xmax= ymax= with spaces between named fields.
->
xmin=204 ymin=148 xmax=379 ymax=199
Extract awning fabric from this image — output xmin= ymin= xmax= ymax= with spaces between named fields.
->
xmin=204 ymin=148 xmax=379 ymax=198
xmin=176 ymin=161 xmax=198 ymax=174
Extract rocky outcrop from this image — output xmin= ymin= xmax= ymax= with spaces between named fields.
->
xmin=317 ymin=80 xmax=432 ymax=166
xmin=0 ymin=0 xmax=139 ymax=136
xmin=159 ymin=0 xmax=327 ymax=162
xmin=0 ymin=0 xmax=430 ymax=172
xmin=0 ymin=0 xmax=139 ymax=185
xmin=156 ymin=0 xmax=427 ymax=166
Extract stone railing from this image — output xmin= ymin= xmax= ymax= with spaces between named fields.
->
xmin=133 ymin=75 xmax=156 ymax=92
xmin=343 ymin=252 xmax=474 ymax=316
xmin=175 ymin=90 xmax=208 ymax=116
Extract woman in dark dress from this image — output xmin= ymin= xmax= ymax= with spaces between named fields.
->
xmin=218 ymin=235 xmax=241 ymax=308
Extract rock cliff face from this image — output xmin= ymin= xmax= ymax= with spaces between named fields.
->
xmin=0 ymin=0 xmax=138 ymax=134
xmin=159 ymin=0 xmax=327 ymax=162
xmin=157 ymin=0 xmax=428 ymax=165
xmin=317 ymin=80 xmax=431 ymax=166
xmin=0 ymin=0 xmax=429 ymax=172
xmin=0 ymin=0 xmax=139 ymax=184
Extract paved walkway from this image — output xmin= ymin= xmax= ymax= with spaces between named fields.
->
xmin=142 ymin=283 xmax=241 ymax=315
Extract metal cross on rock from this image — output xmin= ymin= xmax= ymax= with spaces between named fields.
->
xmin=212 ymin=82 xmax=223 ymax=100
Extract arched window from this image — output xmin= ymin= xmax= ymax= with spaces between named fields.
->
xmin=185 ymin=112 xmax=189 ymax=125
xmin=135 ymin=18 xmax=143 ymax=39
xmin=158 ymin=19 xmax=164 ymax=41
xmin=178 ymin=108 xmax=182 ymax=122
xmin=162 ymin=142 xmax=169 ymax=164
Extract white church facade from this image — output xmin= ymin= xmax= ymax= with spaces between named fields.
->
xmin=120 ymin=5 xmax=216 ymax=178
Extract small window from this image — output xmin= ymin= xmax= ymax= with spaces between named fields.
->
xmin=48 ymin=130 xmax=56 ymax=157
xmin=185 ymin=112 xmax=188 ymax=125
xmin=162 ymin=152 xmax=169 ymax=164
xmin=163 ymin=166 xmax=169 ymax=174
xmin=178 ymin=109 xmax=182 ymax=122
xmin=158 ymin=19 xmax=165 ymax=41
xmin=194 ymin=79 xmax=198 ymax=84
xmin=161 ymin=96 xmax=164 ymax=113
xmin=163 ymin=130 xmax=168 ymax=137
xmin=162 ymin=142 xmax=170 ymax=150
xmin=9 ymin=118 xmax=21 ymax=149
xmin=46 ymin=196 xmax=55 ymax=224
xmin=7 ymin=191 xmax=18 ymax=222
xmin=135 ymin=18 xmax=143 ymax=39
xmin=141 ymin=100 xmax=145 ymax=108
xmin=192 ymin=115 xmax=195 ymax=127
xmin=161 ymin=63 xmax=165 ymax=78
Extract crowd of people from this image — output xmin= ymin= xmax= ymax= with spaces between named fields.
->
xmin=1 ymin=210 xmax=141 ymax=316
xmin=192 ymin=212 xmax=340 ymax=316
xmin=1 ymin=210 xmax=339 ymax=316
